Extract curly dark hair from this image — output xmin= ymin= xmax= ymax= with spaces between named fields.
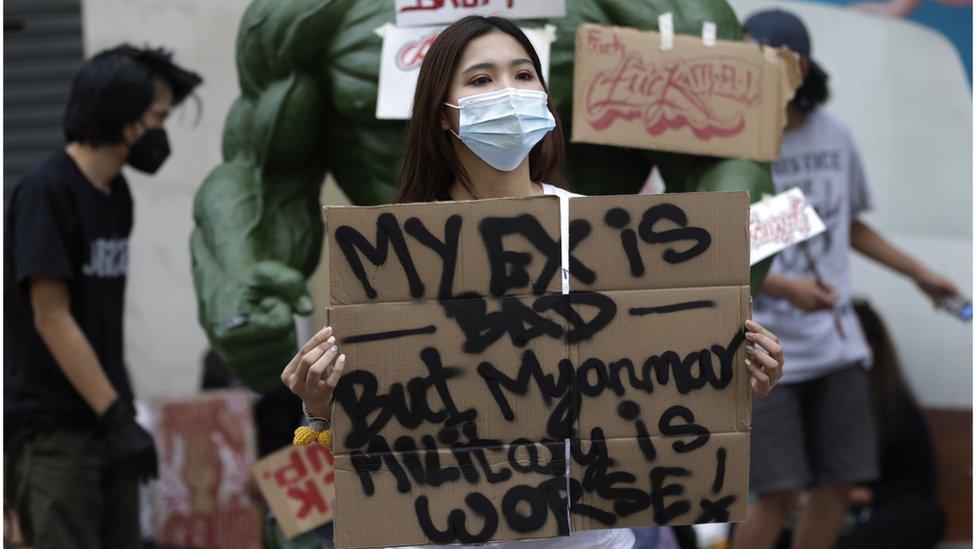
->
xmin=791 ymin=59 xmax=829 ymax=113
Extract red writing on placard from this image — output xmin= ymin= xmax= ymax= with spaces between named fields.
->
xmin=397 ymin=30 xmax=441 ymax=71
xmin=263 ymin=445 xmax=336 ymax=520
xmin=750 ymin=196 xmax=810 ymax=247
xmin=287 ymin=480 xmax=328 ymax=519
xmin=400 ymin=0 xmax=514 ymax=13
xmin=583 ymin=28 xmax=762 ymax=140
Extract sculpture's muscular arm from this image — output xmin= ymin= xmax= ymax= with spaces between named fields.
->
xmin=191 ymin=0 xmax=342 ymax=390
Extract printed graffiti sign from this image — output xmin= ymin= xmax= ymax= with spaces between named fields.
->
xmin=572 ymin=24 xmax=801 ymax=162
xmin=253 ymin=444 xmax=337 ymax=539
xmin=394 ymin=0 xmax=565 ymax=27
xmin=377 ymin=24 xmax=553 ymax=119
xmin=324 ymin=192 xmax=753 ymax=548
xmin=151 ymin=390 xmax=262 ymax=549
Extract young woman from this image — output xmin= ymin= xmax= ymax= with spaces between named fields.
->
xmin=281 ymin=15 xmax=786 ymax=548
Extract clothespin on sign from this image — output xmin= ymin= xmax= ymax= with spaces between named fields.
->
xmin=658 ymin=12 xmax=674 ymax=51
xmin=373 ymin=22 xmax=395 ymax=39
xmin=541 ymin=24 xmax=558 ymax=44
xmin=702 ymin=21 xmax=717 ymax=47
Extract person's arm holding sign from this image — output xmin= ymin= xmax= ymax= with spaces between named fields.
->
xmin=280 ymin=325 xmax=345 ymax=421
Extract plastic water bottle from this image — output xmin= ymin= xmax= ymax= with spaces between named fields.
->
xmin=940 ymin=296 xmax=973 ymax=322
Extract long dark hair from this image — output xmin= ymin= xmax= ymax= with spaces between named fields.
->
xmin=853 ymin=299 xmax=918 ymax=445
xmin=392 ymin=16 xmax=564 ymax=204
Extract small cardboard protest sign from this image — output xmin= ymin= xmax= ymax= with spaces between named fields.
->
xmin=325 ymin=192 xmax=752 ymax=548
xmin=151 ymin=390 xmax=262 ymax=549
xmin=376 ymin=24 xmax=554 ymax=119
xmin=394 ymin=0 xmax=566 ymax=27
xmin=750 ymin=188 xmax=826 ymax=265
xmin=253 ymin=444 xmax=337 ymax=539
xmin=572 ymin=24 xmax=802 ymax=161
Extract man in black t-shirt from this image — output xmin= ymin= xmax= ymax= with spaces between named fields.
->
xmin=4 ymin=45 xmax=201 ymax=548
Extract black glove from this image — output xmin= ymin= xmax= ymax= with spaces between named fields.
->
xmin=96 ymin=399 xmax=159 ymax=483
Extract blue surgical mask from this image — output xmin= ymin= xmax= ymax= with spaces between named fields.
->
xmin=445 ymin=87 xmax=556 ymax=172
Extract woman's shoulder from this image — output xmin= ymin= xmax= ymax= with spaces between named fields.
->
xmin=541 ymin=183 xmax=584 ymax=198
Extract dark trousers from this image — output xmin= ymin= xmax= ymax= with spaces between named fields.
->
xmin=5 ymin=430 xmax=140 ymax=549
xmin=835 ymin=494 xmax=945 ymax=549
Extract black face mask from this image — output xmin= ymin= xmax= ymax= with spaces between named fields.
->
xmin=126 ymin=127 xmax=170 ymax=174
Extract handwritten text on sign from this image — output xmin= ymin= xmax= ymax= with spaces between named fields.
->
xmin=395 ymin=0 xmax=566 ymax=27
xmin=572 ymin=24 xmax=801 ymax=162
xmin=325 ymin=192 xmax=752 ymax=548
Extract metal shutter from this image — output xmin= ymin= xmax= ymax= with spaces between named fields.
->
xmin=4 ymin=0 xmax=83 ymax=206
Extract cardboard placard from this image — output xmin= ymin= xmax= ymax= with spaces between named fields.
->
xmin=325 ymin=192 xmax=751 ymax=548
xmin=749 ymin=188 xmax=826 ymax=265
xmin=253 ymin=444 xmax=337 ymax=539
xmin=572 ymin=24 xmax=802 ymax=161
xmin=377 ymin=24 xmax=554 ymax=120
xmin=394 ymin=0 xmax=566 ymax=27
xmin=151 ymin=390 xmax=262 ymax=549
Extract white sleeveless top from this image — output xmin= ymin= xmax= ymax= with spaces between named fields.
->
xmin=393 ymin=183 xmax=636 ymax=549
xmin=540 ymin=182 xmax=579 ymax=198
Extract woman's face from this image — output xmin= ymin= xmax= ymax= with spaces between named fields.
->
xmin=442 ymin=29 xmax=545 ymax=131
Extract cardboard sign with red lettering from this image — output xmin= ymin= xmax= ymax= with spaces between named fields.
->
xmin=572 ymin=24 xmax=802 ymax=161
xmin=253 ymin=444 xmax=337 ymax=539
xmin=151 ymin=389 xmax=262 ymax=549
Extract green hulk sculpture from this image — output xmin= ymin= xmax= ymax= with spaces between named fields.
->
xmin=192 ymin=0 xmax=775 ymax=392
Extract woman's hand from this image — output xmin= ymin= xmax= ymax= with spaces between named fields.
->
xmin=744 ymin=319 xmax=784 ymax=399
xmin=280 ymin=325 xmax=345 ymax=420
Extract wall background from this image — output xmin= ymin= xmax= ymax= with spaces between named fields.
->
xmin=83 ymin=0 xmax=971 ymax=408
